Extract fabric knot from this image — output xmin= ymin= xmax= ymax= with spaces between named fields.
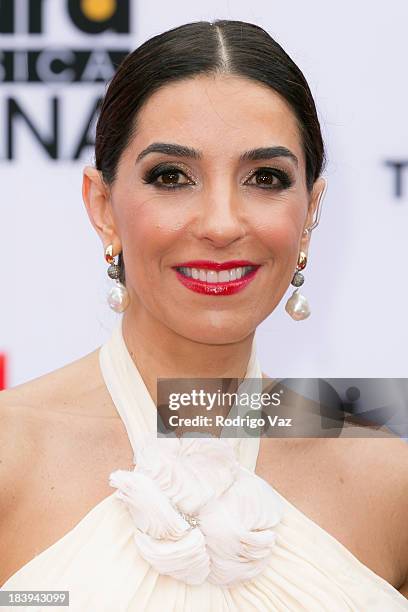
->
xmin=109 ymin=435 xmax=284 ymax=586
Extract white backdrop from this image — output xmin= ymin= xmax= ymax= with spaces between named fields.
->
xmin=1 ymin=0 xmax=407 ymax=391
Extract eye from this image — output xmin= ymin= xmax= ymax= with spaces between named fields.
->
xmin=244 ymin=167 xmax=293 ymax=190
xmin=142 ymin=164 xmax=194 ymax=189
xmin=142 ymin=164 xmax=294 ymax=191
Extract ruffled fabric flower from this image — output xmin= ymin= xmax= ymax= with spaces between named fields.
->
xmin=109 ymin=435 xmax=284 ymax=586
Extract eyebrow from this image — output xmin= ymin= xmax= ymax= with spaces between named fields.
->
xmin=135 ymin=142 xmax=298 ymax=167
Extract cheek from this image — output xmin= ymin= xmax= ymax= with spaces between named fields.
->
xmin=255 ymin=209 xmax=303 ymax=260
xmin=116 ymin=195 xmax=184 ymax=268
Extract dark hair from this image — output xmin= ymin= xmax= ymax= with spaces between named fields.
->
xmin=95 ymin=20 xmax=326 ymax=286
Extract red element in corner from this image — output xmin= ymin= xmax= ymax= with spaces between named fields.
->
xmin=0 ymin=353 xmax=7 ymax=390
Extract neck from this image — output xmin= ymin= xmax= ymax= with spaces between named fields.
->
xmin=121 ymin=309 xmax=256 ymax=405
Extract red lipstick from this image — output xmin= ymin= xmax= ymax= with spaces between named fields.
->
xmin=172 ymin=260 xmax=261 ymax=296
xmin=173 ymin=260 xmax=257 ymax=270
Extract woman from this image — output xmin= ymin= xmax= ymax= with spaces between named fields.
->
xmin=1 ymin=19 xmax=407 ymax=611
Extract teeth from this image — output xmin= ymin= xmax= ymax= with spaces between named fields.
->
xmin=218 ymin=270 xmax=230 ymax=282
xmin=178 ymin=266 xmax=254 ymax=282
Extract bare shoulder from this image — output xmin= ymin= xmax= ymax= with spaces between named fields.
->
xmin=327 ymin=433 xmax=408 ymax=590
xmin=4 ymin=347 xmax=107 ymax=417
xmin=0 ymin=346 xmax=119 ymax=499
xmin=335 ymin=422 xmax=408 ymax=499
xmin=0 ymin=394 xmax=37 ymax=499
xmin=331 ymin=431 xmax=408 ymax=487
xmin=4 ymin=343 xmax=124 ymax=421
xmin=0 ymin=389 xmax=49 ymax=533
xmin=0 ymin=345 xmax=129 ymax=510
xmin=0 ymin=350 xmax=88 ymax=479
xmin=0 ymin=349 xmax=133 ymax=587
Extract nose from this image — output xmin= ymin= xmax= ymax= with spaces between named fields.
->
xmin=193 ymin=183 xmax=246 ymax=247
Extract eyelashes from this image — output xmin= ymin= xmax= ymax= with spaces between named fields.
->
xmin=141 ymin=163 xmax=294 ymax=191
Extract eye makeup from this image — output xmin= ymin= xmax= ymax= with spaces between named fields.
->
xmin=241 ymin=167 xmax=294 ymax=190
xmin=141 ymin=163 xmax=195 ymax=189
xmin=141 ymin=163 xmax=295 ymax=191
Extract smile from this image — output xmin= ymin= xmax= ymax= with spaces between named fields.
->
xmin=176 ymin=265 xmax=255 ymax=282
xmin=173 ymin=265 xmax=261 ymax=296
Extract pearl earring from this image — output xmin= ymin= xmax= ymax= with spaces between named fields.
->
xmin=105 ymin=245 xmax=130 ymax=313
xmin=285 ymin=246 xmax=311 ymax=321
xmin=284 ymin=178 xmax=328 ymax=320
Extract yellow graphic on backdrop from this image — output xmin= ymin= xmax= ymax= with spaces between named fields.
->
xmin=80 ymin=0 xmax=117 ymax=22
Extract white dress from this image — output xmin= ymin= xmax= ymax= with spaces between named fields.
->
xmin=1 ymin=318 xmax=407 ymax=611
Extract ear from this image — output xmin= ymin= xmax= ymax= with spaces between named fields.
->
xmin=299 ymin=177 xmax=327 ymax=254
xmin=82 ymin=166 xmax=122 ymax=255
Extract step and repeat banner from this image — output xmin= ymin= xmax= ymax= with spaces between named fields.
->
xmin=1 ymin=1 xmax=407 ymax=402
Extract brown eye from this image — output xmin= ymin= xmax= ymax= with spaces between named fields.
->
xmin=158 ymin=170 xmax=188 ymax=186
xmin=252 ymin=170 xmax=278 ymax=186
xmin=245 ymin=168 xmax=293 ymax=190
xmin=142 ymin=164 xmax=194 ymax=189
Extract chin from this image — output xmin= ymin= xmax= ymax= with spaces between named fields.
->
xmin=168 ymin=314 xmax=256 ymax=345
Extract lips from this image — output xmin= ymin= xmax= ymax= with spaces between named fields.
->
xmin=173 ymin=265 xmax=260 ymax=296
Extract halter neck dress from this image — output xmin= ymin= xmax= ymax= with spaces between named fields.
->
xmin=1 ymin=318 xmax=407 ymax=611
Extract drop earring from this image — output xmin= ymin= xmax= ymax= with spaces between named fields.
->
xmin=284 ymin=178 xmax=328 ymax=321
xmin=105 ymin=244 xmax=130 ymax=313
xmin=285 ymin=248 xmax=311 ymax=321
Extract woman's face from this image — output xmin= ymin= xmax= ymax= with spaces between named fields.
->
xmin=86 ymin=74 xmax=324 ymax=344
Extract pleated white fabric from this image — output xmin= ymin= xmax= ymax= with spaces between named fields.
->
xmin=2 ymin=318 xmax=408 ymax=611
